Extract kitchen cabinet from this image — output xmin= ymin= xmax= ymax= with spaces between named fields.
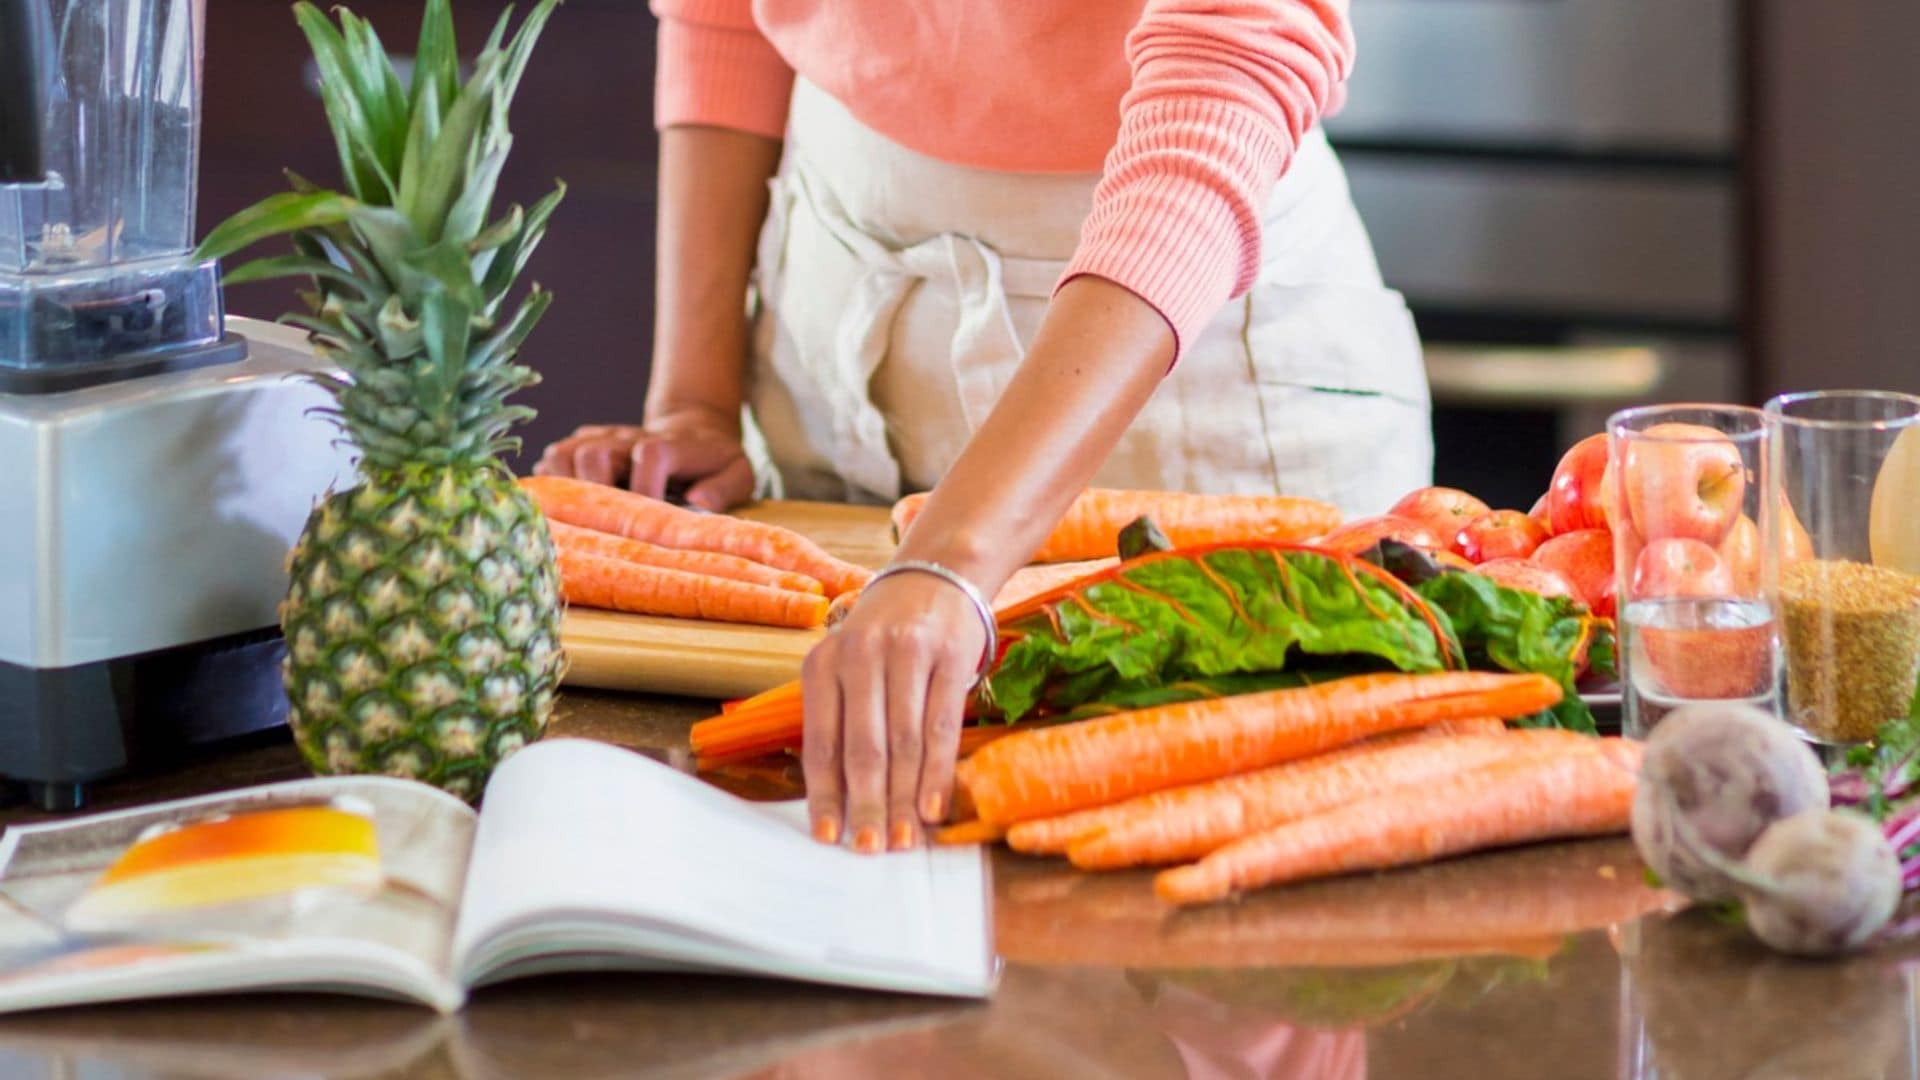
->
xmin=1329 ymin=0 xmax=1748 ymax=507
xmin=200 ymin=0 xmax=661 ymax=468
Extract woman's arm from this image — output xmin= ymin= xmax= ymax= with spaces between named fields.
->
xmin=890 ymin=279 xmax=1172 ymax=590
xmin=801 ymin=277 xmax=1172 ymax=851
xmin=536 ymin=3 xmax=792 ymax=508
xmin=534 ymin=127 xmax=778 ymax=505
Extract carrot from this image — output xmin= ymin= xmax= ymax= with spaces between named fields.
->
xmin=954 ymin=671 xmax=1562 ymax=827
xmin=955 ymin=721 xmax=1049 ymax=758
xmin=549 ymin=521 xmax=825 ymax=595
xmin=1061 ymin=729 xmax=1592 ymax=870
xmin=523 ymin=476 xmax=871 ymax=596
xmin=1003 ymin=722 xmax=1539 ymax=861
xmin=1002 ymin=718 xmax=1505 ymax=857
xmin=1154 ymin=738 xmax=1641 ymax=906
xmin=892 ymin=488 xmax=1343 ymax=563
xmin=555 ymin=547 xmax=829 ymax=629
xmin=933 ymin=819 xmax=1005 ymax=846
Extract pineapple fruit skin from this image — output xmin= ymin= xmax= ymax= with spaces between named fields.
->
xmin=281 ymin=464 xmax=562 ymax=803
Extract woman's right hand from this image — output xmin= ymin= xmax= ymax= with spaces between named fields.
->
xmin=532 ymin=407 xmax=756 ymax=512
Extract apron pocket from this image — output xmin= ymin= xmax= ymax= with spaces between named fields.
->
xmin=1243 ymin=283 xmax=1428 ymax=408
xmin=1241 ymin=283 xmax=1434 ymax=513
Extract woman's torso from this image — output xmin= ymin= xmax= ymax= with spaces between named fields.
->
xmin=750 ymin=1 xmax=1145 ymax=174
xmin=746 ymin=80 xmax=1431 ymax=514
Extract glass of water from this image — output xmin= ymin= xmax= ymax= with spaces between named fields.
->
xmin=1607 ymin=404 xmax=1778 ymax=737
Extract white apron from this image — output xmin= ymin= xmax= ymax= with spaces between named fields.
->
xmin=745 ymin=79 xmax=1432 ymax=518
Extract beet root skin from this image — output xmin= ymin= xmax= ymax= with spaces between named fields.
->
xmin=1737 ymin=809 xmax=1900 ymax=956
xmin=1630 ymin=703 xmax=1830 ymax=901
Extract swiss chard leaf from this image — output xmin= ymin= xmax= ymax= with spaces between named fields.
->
xmin=982 ymin=548 xmax=1453 ymax=723
xmin=1413 ymin=571 xmax=1607 ymax=734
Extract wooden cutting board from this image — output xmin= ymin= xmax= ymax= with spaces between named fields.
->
xmin=558 ymin=500 xmax=896 ymax=700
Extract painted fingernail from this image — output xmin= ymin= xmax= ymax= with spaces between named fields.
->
xmin=889 ymin=821 xmax=916 ymax=851
xmin=922 ymin=792 xmax=946 ymax=822
xmin=853 ymin=825 xmax=883 ymax=855
xmin=813 ymin=816 xmax=841 ymax=845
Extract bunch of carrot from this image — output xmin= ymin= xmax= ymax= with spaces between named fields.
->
xmin=520 ymin=476 xmax=872 ymax=629
xmin=933 ymin=670 xmax=1640 ymax=906
xmin=891 ymin=487 xmax=1342 ymax=563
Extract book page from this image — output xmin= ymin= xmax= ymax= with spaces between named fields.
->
xmin=453 ymin=740 xmax=993 ymax=997
xmin=0 ymin=777 xmax=476 ymax=1013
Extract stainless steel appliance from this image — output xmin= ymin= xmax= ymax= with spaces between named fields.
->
xmin=1327 ymin=0 xmax=1747 ymax=506
xmin=0 ymin=0 xmax=350 ymax=808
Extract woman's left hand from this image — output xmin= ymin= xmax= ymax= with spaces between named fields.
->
xmin=801 ymin=571 xmax=987 ymax=853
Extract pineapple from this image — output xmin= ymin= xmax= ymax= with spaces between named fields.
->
xmin=195 ymin=0 xmax=566 ymax=800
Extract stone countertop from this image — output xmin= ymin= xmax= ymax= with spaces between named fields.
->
xmin=0 ymin=691 xmax=1913 ymax=1080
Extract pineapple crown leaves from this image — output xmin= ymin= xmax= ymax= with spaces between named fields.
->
xmin=194 ymin=0 xmax=566 ymax=471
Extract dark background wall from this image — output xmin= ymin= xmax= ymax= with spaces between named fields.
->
xmin=201 ymin=0 xmax=661 ymax=469
xmin=1752 ymin=0 xmax=1920 ymax=397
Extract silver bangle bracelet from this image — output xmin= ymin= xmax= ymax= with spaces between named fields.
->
xmin=866 ymin=560 xmax=999 ymax=682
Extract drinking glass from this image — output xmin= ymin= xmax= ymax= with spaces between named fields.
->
xmin=1608 ymin=405 xmax=1777 ymax=738
xmin=1765 ymin=391 xmax=1920 ymax=747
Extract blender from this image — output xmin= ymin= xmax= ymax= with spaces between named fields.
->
xmin=0 ymin=0 xmax=352 ymax=808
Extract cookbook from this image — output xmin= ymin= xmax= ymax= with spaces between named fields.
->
xmin=0 ymin=740 xmax=996 ymax=1013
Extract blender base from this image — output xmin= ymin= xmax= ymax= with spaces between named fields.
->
xmin=0 ymin=629 xmax=291 ymax=811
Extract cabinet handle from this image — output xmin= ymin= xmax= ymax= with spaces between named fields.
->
xmin=1424 ymin=345 xmax=1665 ymax=407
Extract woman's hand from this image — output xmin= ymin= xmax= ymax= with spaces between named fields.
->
xmin=801 ymin=278 xmax=1175 ymax=852
xmin=533 ymin=407 xmax=755 ymax=511
xmin=802 ymin=571 xmax=987 ymax=852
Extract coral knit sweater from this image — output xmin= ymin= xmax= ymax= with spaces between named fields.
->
xmin=650 ymin=1 xmax=1355 ymax=358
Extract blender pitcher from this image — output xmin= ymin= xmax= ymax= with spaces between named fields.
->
xmin=0 ymin=0 xmax=240 ymax=390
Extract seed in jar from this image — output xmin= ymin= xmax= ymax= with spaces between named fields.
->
xmin=1780 ymin=559 xmax=1920 ymax=743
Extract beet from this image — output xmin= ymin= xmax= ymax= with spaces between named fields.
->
xmin=1630 ymin=703 xmax=1830 ymax=901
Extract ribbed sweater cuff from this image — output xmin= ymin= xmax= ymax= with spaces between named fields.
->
xmin=654 ymin=16 xmax=795 ymax=139
xmin=1062 ymin=97 xmax=1289 ymax=366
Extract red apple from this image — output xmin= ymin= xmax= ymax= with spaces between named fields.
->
xmin=1473 ymin=558 xmax=1579 ymax=601
xmin=1718 ymin=514 xmax=1761 ymax=596
xmin=1532 ymin=528 xmax=1616 ymax=618
xmin=1527 ymin=494 xmax=1551 ymax=534
xmin=1453 ymin=510 xmax=1550 ymax=564
xmin=1316 ymin=514 xmax=1444 ymax=556
xmin=1390 ymin=487 xmax=1492 ymax=543
xmin=1598 ymin=458 xmax=1623 ymax=528
xmin=1612 ymin=509 xmax=1645 ymax=585
xmin=1620 ymin=422 xmax=1745 ymax=545
xmin=1631 ymin=537 xmax=1735 ymax=600
xmin=1547 ymin=434 xmax=1610 ymax=535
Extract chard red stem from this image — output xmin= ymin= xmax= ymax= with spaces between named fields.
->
xmin=1830 ymin=774 xmax=1869 ymax=806
xmin=1885 ymin=805 xmax=1920 ymax=853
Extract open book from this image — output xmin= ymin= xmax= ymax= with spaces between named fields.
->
xmin=0 ymin=740 xmax=995 ymax=1013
